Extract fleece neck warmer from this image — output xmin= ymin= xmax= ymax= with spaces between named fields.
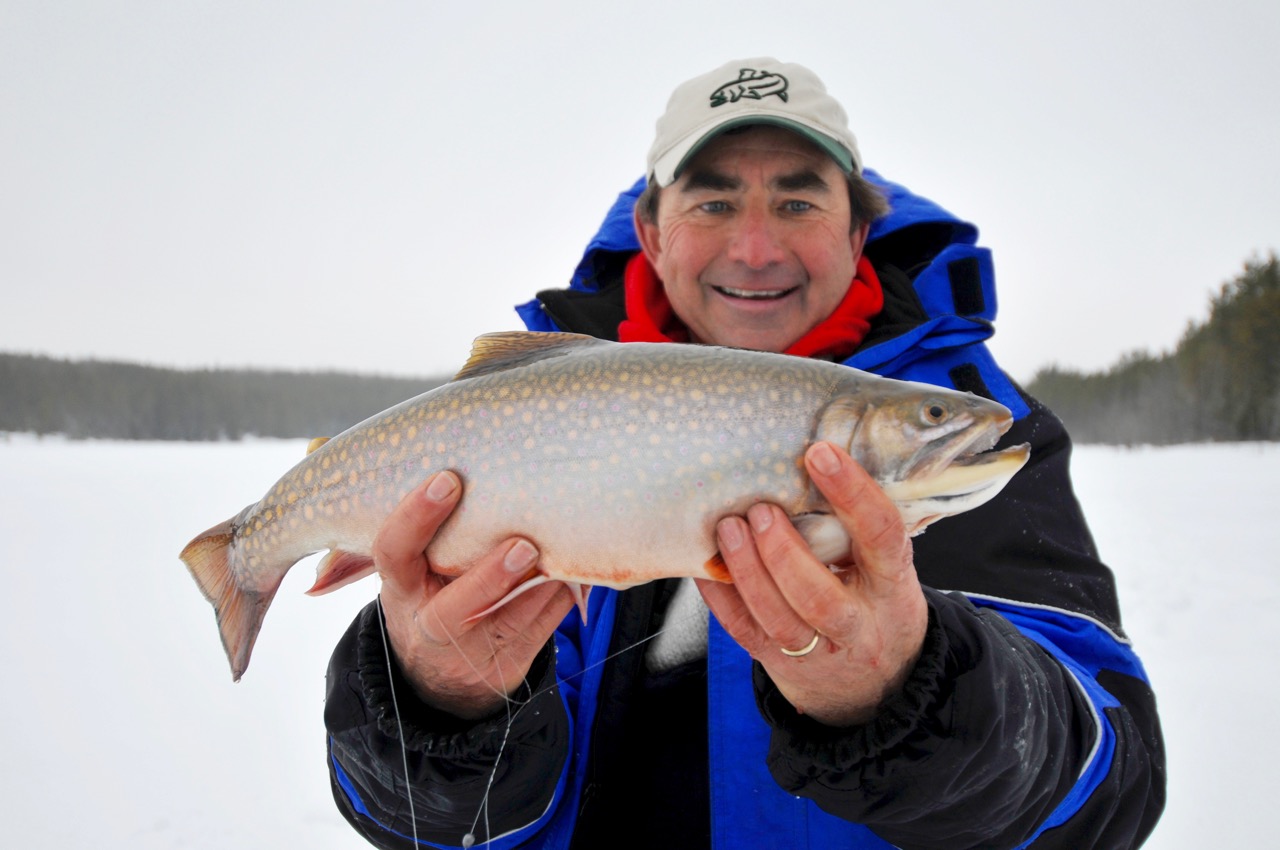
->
xmin=616 ymin=252 xmax=883 ymax=361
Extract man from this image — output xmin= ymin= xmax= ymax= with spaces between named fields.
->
xmin=325 ymin=58 xmax=1165 ymax=849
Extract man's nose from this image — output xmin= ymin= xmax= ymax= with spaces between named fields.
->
xmin=726 ymin=207 xmax=786 ymax=269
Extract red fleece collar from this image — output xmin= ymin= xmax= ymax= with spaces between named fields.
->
xmin=617 ymin=253 xmax=884 ymax=361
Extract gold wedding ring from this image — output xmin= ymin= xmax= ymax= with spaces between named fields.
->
xmin=780 ymin=631 xmax=821 ymax=657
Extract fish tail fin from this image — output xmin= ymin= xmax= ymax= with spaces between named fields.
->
xmin=180 ymin=516 xmax=285 ymax=682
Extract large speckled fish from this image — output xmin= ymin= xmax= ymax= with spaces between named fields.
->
xmin=181 ymin=332 xmax=1029 ymax=680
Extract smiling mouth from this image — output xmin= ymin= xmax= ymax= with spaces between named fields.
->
xmin=712 ymin=285 xmax=799 ymax=301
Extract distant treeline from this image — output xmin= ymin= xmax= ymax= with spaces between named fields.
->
xmin=5 ymin=254 xmax=1277 ymax=444
xmin=1027 ymin=254 xmax=1280 ymax=444
xmin=0 ymin=355 xmax=447 ymax=440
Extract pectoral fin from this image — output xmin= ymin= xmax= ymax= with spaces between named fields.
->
xmin=461 ymin=571 xmax=595 ymax=625
xmin=703 ymin=552 xmax=732 ymax=582
xmin=791 ymin=513 xmax=852 ymax=565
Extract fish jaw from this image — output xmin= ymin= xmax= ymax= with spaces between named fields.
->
xmin=813 ymin=375 xmax=1029 ymax=535
xmin=882 ymin=442 xmax=1031 ymax=535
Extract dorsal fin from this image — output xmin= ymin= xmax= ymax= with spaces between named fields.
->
xmin=452 ymin=331 xmax=610 ymax=382
xmin=305 ymin=437 xmax=330 ymax=455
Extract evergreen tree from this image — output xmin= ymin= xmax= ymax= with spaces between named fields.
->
xmin=0 ymin=355 xmax=446 ymax=441
xmin=1030 ymin=253 xmax=1280 ymax=443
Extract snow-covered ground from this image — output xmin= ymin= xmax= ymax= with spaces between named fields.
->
xmin=0 ymin=436 xmax=1273 ymax=848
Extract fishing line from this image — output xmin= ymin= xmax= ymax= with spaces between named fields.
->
xmin=375 ymin=596 xmax=420 ymax=848
xmin=375 ymin=589 xmax=712 ymax=849
xmin=375 ymin=596 xmax=540 ymax=848
xmin=463 ymin=624 xmax=514 ymax=849
xmin=427 ymin=589 xmax=694 ymax=713
xmin=460 ymin=607 xmax=702 ymax=849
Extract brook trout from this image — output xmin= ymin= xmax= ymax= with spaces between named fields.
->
xmin=181 ymin=332 xmax=1029 ymax=680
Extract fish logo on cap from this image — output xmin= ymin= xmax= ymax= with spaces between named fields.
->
xmin=709 ymin=68 xmax=789 ymax=107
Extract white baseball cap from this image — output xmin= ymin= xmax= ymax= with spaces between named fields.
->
xmin=646 ymin=57 xmax=862 ymax=188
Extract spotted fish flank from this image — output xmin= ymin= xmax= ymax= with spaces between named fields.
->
xmin=180 ymin=332 xmax=1029 ymax=680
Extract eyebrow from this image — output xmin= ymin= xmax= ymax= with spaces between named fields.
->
xmin=679 ymin=168 xmax=741 ymax=193
xmin=678 ymin=167 xmax=833 ymax=194
xmin=773 ymin=169 xmax=832 ymax=193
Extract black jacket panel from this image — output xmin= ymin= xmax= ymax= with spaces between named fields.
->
xmin=325 ymin=602 xmax=569 ymax=847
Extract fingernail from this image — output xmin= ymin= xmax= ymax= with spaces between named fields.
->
xmin=748 ymin=503 xmax=773 ymax=532
xmin=425 ymin=471 xmax=458 ymax=501
xmin=717 ymin=518 xmax=744 ymax=552
xmin=504 ymin=539 xmax=538 ymax=573
xmin=809 ymin=442 xmax=840 ymax=476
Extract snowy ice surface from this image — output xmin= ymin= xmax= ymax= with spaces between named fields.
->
xmin=0 ymin=436 xmax=1274 ymax=848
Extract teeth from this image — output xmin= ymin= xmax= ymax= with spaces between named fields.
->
xmin=715 ymin=286 xmax=795 ymax=300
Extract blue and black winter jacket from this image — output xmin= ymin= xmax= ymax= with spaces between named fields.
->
xmin=325 ymin=173 xmax=1166 ymax=849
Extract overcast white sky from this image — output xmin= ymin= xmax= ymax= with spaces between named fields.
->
xmin=3 ymin=1 xmax=1278 ymax=382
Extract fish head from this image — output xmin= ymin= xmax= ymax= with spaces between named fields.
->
xmin=816 ymin=378 xmax=1030 ymax=534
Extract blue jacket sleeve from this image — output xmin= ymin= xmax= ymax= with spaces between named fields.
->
xmin=753 ymin=397 xmax=1165 ymax=849
xmin=324 ymin=601 xmax=577 ymax=849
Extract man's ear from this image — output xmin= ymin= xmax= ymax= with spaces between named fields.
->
xmin=849 ymin=219 xmax=871 ymax=263
xmin=634 ymin=204 xmax=663 ymax=268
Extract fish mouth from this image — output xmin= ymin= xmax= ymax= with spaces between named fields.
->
xmin=897 ymin=409 xmax=1012 ymax=484
xmin=712 ymin=284 xmax=800 ymax=301
xmin=883 ymin=442 xmax=1031 ymax=504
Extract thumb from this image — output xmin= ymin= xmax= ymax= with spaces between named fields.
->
xmin=373 ymin=471 xmax=462 ymax=595
xmin=805 ymin=442 xmax=914 ymax=586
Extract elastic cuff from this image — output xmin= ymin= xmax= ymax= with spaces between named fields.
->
xmin=754 ymin=593 xmax=948 ymax=768
xmin=353 ymin=600 xmax=559 ymax=757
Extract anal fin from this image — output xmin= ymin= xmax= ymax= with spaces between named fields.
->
xmin=307 ymin=549 xmax=376 ymax=596
xmin=566 ymin=583 xmax=591 ymax=624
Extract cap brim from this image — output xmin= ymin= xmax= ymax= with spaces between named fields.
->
xmin=658 ymin=116 xmax=856 ymax=187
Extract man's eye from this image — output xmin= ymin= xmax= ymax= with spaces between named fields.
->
xmin=700 ymin=200 xmax=730 ymax=214
xmin=783 ymin=200 xmax=813 ymax=213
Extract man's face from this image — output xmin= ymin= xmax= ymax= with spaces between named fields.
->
xmin=636 ymin=125 xmax=869 ymax=353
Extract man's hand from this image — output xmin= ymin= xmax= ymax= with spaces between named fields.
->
xmin=375 ymin=471 xmax=575 ymax=720
xmin=698 ymin=442 xmax=929 ymax=727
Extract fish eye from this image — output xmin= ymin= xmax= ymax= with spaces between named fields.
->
xmin=922 ymin=401 xmax=949 ymax=424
